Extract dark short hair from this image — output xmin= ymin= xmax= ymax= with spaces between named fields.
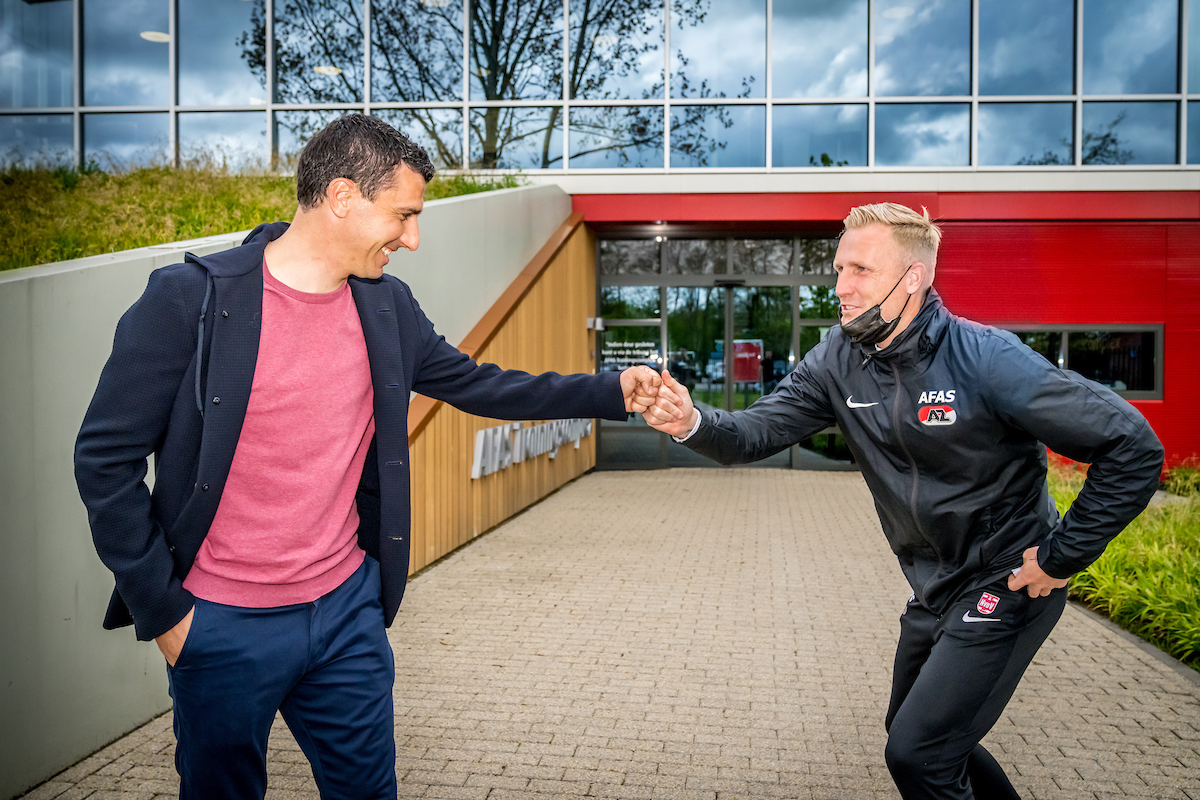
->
xmin=295 ymin=113 xmax=435 ymax=209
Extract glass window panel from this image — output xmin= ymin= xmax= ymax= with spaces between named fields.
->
xmin=373 ymin=108 xmax=463 ymax=170
xmin=1083 ymin=0 xmax=1178 ymax=95
xmin=273 ymin=0 xmax=364 ymax=103
xmin=978 ymin=103 xmax=1074 ymax=166
xmin=671 ymin=0 xmax=765 ymax=99
xmin=1191 ymin=0 xmax=1200 ymax=93
xmin=0 ymin=0 xmax=73 ymax=108
xmin=666 ymin=287 xmax=726 ymax=409
xmin=274 ymin=109 xmax=343 ymax=167
xmin=670 ymin=105 xmax=765 ymax=168
xmin=569 ymin=106 xmax=663 ymax=168
xmin=1011 ymin=331 xmax=1063 ymax=367
xmin=772 ymin=0 xmax=867 ymax=98
xmin=734 ymin=286 xmax=793 ymax=403
xmin=731 ymin=240 xmax=792 ymax=275
xmin=570 ymin=0 xmax=663 ymax=100
xmin=83 ymin=0 xmax=170 ymax=106
xmin=978 ymin=0 xmax=1074 ymax=95
xmin=1067 ymin=331 xmax=1156 ymax=392
xmin=600 ymin=286 xmax=661 ymax=318
xmin=772 ymin=104 xmax=867 ymax=167
xmin=1189 ymin=102 xmax=1200 ymax=164
xmin=372 ymin=0 xmax=462 ymax=102
xmin=1082 ymin=102 xmax=1177 ymax=165
xmin=470 ymin=0 xmax=562 ymax=101
xmin=178 ymin=112 xmax=266 ymax=170
xmin=797 ymin=285 xmax=840 ymax=319
xmin=599 ymin=326 xmax=662 ymax=372
xmin=469 ymin=106 xmax=562 ymax=169
xmin=663 ymin=239 xmax=724 ymax=274
xmin=178 ymin=0 xmax=266 ymax=106
xmin=875 ymin=0 xmax=970 ymax=96
xmin=599 ymin=239 xmax=660 ymax=275
xmin=0 ymin=114 xmax=73 ymax=167
xmin=83 ymin=112 xmax=168 ymax=169
xmin=875 ymin=103 xmax=969 ymax=166
xmin=796 ymin=238 xmax=837 ymax=275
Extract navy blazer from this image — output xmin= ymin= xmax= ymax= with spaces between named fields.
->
xmin=75 ymin=222 xmax=628 ymax=641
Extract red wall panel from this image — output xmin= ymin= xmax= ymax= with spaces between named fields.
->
xmin=1165 ymin=225 xmax=1200 ymax=464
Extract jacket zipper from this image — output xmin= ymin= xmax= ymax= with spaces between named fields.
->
xmin=889 ymin=362 xmax=935 ymax=555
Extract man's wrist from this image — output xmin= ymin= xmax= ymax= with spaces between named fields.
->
xmin=672 ymin=408 xmax=703 ymax=442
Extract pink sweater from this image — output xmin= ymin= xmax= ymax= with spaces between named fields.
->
xmin=183 ymin=261 xmax=373 ymax=607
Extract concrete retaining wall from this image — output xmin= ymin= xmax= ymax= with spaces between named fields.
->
xmin=0 ymin=184 xmax=571 ymax=799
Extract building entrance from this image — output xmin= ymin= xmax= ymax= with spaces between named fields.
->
xmin=594 ymin=234 xmax=856 ymax=471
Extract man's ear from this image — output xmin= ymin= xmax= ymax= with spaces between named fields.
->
xmin=326 ymin=177 xmax=357 ymax=219
xmin=907 ymin=261 xmax=927 ymax=294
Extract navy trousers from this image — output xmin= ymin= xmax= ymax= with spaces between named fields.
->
xmin=884 ymin=579 xmax=1068 ymax=800
xmin=166 ymin=556 xmax=396 ymax=799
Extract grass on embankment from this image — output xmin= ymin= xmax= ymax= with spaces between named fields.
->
xmin=1048 ymin=462 xmax=1200 ymax=672
xmin=0 ymin=165 xmax=522 ymax=272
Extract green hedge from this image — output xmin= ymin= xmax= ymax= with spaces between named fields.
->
xmin=0 ymin=165 xmax=521 ymax=272
xmin=1049 ymin=463 xmax=1200 ymax=672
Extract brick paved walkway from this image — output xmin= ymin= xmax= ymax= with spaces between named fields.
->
xmin=22 ymin=470 xmax=1200 ymax=800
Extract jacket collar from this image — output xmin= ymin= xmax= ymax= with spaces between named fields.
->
xmin=185 ymin=221 xmax=290 ymax=277
xmin=857 ymin=288 xmax=950 ymax=369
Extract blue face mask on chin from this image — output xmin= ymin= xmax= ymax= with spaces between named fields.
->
xmin=840 ymin=269 xmax=912 ymax=346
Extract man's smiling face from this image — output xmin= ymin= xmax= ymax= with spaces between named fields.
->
xmin=833 ymin=223 xmax=910 ymax=325
xmin=345 ymin=164 xmax=425 ymax=280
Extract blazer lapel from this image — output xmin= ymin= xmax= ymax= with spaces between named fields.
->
xmin=351 ymin=278 xmax=407 ymax=439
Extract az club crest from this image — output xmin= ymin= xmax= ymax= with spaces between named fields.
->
xmin=977 ymin=592 xmax=999 ymax=615
xmin=919 ymin=405 xmax=957 ymax=426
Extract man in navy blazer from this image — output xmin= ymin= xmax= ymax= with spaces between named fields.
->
xmin=74 ymin=114 xmax=659 ymax=799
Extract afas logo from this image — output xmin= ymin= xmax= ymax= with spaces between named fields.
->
xmin=919 ymin=406 xmax=957 ymax=425
xmin=917 ymin=389 xmax=956 ymax=404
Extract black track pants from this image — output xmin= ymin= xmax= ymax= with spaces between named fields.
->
xmin=883 ymin=579 xmax=1068 ymax=800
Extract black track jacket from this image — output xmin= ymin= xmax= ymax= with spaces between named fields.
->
xmin=682 ymin=289 xmax=1164 ymax=614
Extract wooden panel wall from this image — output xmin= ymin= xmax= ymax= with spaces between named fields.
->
xmin=407 ymin=217 xmax=598 ymax=573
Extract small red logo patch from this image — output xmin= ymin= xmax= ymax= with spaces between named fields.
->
xmin=977 ymin=593 xmax=1000 ymax=615
xmin=919 ymin=405 xmax=957 ymax=426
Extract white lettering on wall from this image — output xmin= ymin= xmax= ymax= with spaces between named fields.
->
xmin=470 ymin=419 xmax=595 ymax=480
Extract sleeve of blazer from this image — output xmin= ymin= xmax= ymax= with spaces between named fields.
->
xmin=74 ymin=266 xmax=198 ymax=641
xmin=405 ymin=287 xmax=629 ymax=422
xmin=984 ymin=334 xmax=1165 ymax=579
xmin=682 ymin=340 xmax=837 ymax=465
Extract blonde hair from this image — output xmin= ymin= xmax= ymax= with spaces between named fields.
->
xmin=842 ymin=202 xmax=942 ymax=267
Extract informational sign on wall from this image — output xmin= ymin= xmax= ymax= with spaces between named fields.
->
xmin=601 ymin=340 xmax=659 ymax=371
xmin=733 ymin=339 xmax=764 ymax=382
xmin=470 ymin=418 xmax=594 ymax=479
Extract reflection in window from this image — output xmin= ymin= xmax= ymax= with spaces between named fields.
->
xmin=599 ymin=239 xmax=659 ymax=275
xmin=797 ymin=285 xmax=839 ymax=319
xmin=875 ymin=104 xmax=969 ymax=166
xmin=374 ymin=109 xmax=462 ymax=170
xmin=796 ymin=238 xmax=837 ymax=275
xmin=0 ymin=114 xmax=73 ymax=167
xmin=663 ymin=239 xmax=724 ymax=274
xmin=84 ymin=113 xmax=169 ymax=169
xmin=666 ymin=287 xmax=726 ymax=400
xmin=1190 ymin=103 xmax=1200 ymax=165
xmin=1012 ymin=331 xmax=1063 ymax=367
xmin=797 ymin=326 xmax=832 ymax=360
xmin=1068 ymin=331 xmax=1156 ymax=392
xmin=772 ymin=104 xmax=867 ymax=167
xmin=83 ymin=0 xmax=170 ymax=106
xmin=772 ymin=0 xmax=866 ymax=98
xmin=372 ymin=0 xmax=462 ymax=103
xmin=178 ymin=113 xmax=266 ymax=170
xmin=1082 ymin=102 xmax=1176 ymax=165
xmin=570 ymin=0 xmax=663 ymax=100
xmin=874 ymin=0 xmax=970 ymax=97
xmin=1083 ymin=0 xmax=1177 ymax=95
xmin=1191 ymin=0 xmax=1200 ymax=94
xmin=0 ymin=0 xmax=72 ymax=108
xmin=978 ymin=0 xmax=1073 ymax=96
xmin=470 ymin=0 xmax=561 ymax=101
xmin=670 ymin=105 xmax=765 ymax=168
xmin=469 ymin=107 xmax=562 ymax=169
xmin=731 ymin=240 xmax=791 ymax=275
xmin=601 ymin=286 xmax=661 ymax=318
xmin=179 ymin=0 xmax=265 ymax=106
xmin=671 ymin=0 xmax=765 ymax=99
xmin=273 ymin=0 xmax=363 ymax=104
xmin=978 ymin=103 xmax=1073 ymax=166
xmin=274 ymin=109 xmax=343 ymax=166
xmin=570 ymin=106 xmax=663 ymax=168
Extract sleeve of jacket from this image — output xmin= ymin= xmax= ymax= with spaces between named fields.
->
xmin=405 ymin=287 xmax=629 ymax=422
xmin=682 ymin=341 xmax=837 ymax=465
xmin=74 ymin=266 xmax=198 ymax=641
xmin=984 ymin=334 xmax=1164 ymax=579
